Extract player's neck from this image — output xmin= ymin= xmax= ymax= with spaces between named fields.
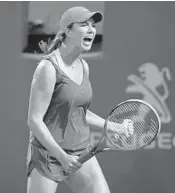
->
xmin=58 ymin=44 xmax=81 ymax=66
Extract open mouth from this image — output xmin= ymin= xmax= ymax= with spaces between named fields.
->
xmin=83 ymin=37 xmax=93 ymax=44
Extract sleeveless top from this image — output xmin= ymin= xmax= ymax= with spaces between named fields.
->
xmin=30 ymin=50 xmax=93 ymax=153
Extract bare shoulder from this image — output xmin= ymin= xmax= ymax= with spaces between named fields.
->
xmin=33 ymin=59 xmax=56 ymax=83
xmin=80 ymin=58 xmax=89 ymax=76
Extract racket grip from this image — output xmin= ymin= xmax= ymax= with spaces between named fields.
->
xmin=78 ymin=147 xmax=95 ymax=164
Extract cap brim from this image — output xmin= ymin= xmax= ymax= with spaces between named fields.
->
xmin=89 ymin=11 xmax=103 ymax=23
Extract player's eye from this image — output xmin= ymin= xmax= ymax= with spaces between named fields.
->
xmin=92 ymin=23 xmax=95 ymax=28
xmin=80 ymin=22 xmax=87 ymax=27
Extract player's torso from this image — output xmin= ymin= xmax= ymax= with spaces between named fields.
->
xmin=41 ymin=51 xmax=93 ymax=151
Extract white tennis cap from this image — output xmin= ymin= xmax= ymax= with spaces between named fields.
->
xmin=60 ymin=6 xmax=103 ymax=30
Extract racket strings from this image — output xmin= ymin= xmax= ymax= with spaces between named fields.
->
xmin=106 ymin=101 xmax=160 ymax=149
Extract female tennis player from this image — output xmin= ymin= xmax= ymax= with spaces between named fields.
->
xmin=26 ymin=6 xmax=133 ymax=193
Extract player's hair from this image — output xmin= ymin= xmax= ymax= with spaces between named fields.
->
xmin=39 ymin=23 xmax=73 ymax=55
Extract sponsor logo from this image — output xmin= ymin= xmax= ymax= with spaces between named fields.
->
xmin=126 ymin=62 xmax=171 ymax=124
xmin=126 ymin=62 xmax=172 ymax=150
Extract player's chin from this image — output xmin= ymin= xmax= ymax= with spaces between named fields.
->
xmin=81 ymin=43 xmax=92 ymax=51
xmin=82 ymin=47 xmax=92 ymax=52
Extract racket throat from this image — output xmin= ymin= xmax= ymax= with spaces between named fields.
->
xmin=78 ymin=145 xmax=99 ymax=164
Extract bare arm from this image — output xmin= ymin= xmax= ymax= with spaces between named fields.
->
xmin=86 ymin=110 xmax=105 ymax=130
xmin=27 ymin=60 xmax=67 ymax=162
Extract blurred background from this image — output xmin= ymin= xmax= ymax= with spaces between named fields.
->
xmin=1 ymin=1 xmax=175 ymax=193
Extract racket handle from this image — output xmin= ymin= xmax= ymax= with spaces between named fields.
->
xmin=78 ymin=147 xmax=96 ymax=164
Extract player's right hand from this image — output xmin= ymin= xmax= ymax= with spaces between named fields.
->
xmin=60 ymin=153 xmax=82 ymax=175
xmin=122 ymin=119 xmax=134 ymax=137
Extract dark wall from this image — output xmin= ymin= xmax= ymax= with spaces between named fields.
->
xmin=1 ymin=2 xmax=175 ymax=193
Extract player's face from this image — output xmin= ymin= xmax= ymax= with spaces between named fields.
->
xmin=68 ymin=18 xmax=96 ymax=52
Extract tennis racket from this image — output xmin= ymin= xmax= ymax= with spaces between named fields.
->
xmin=78 ymin=99 xmax=161 ymax=164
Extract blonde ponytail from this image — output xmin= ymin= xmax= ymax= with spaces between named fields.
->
xmin=38 ymin=23 xmax=73 ymax=55
xmin=39 ymin=31 xmax=66 ymax=55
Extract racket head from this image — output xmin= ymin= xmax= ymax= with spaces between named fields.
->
xmin=105 ymin=99 xmax=161 ymax=150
